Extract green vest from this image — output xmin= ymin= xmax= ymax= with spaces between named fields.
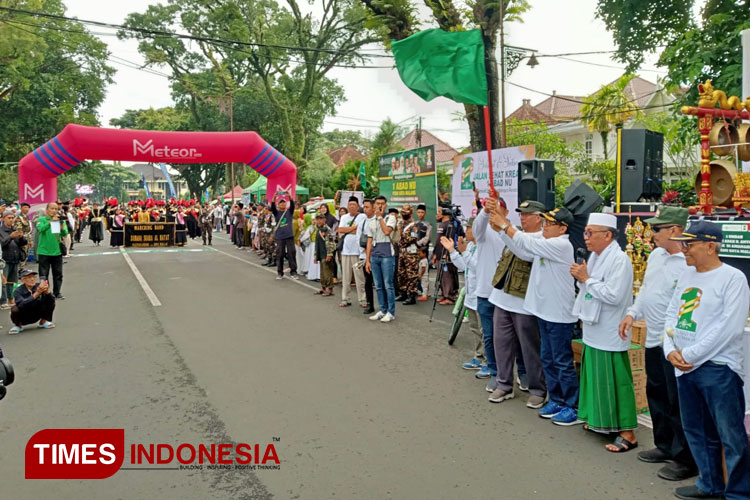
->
xmin=492 ymin=243 xmax=533 ymax=299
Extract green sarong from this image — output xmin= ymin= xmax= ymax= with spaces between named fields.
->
xmin=578 ymin=344 xmax=637 ymax=432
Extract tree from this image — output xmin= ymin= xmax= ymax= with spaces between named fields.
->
xmin=579 ymin=74 xmax=642 ymax=160
xmin=120 ymin=0 xmax=380 ymax=170
xmin=638 ymin=111 xmax=699 ymax=180
xmin=0 ymin=0 xmax=113 ymax=162
xmin=362 ymin=0 xmax=530 ymax=152
xmin=596 ymin=1 xmax=750 ymax=117
xmin=370 ymin=118 xmax=405 ymax=155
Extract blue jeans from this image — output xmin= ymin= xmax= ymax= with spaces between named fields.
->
xmin=538 ymin=318 xmax=579 ymax=409
xmin=677 ymin=362 xmax=750 ymax=499
xmin=477 ymin=297 xmax=496 ymax=376
xmin=371 ymin=255 xmax=395 ymax=315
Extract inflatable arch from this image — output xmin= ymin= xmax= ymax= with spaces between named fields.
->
xmin=18 ymin=124 xmax=297 ymax=207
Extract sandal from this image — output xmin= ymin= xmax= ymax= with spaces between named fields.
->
xmin=339 ymin=302 xmax=351 ymax=307
xmin=313 ymin=290 xmax=326 ymax=295
xmin=8 ymin=325 xmax=23 ymax=335
xmin=38 ymin=321 xmax=56 ymax=329
xmin=606 ymin=436 xmax=638 ymax=453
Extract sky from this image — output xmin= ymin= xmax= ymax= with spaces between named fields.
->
xmin=62 ymin=0 xmax=665 ymax=151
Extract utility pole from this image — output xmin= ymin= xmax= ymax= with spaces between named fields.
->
xmin=416 ymin=116 xmax=422 ymax=148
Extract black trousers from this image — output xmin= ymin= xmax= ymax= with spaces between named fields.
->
xmin=37 ymin=254 xmax=63 ymax=296
xmin=276 ymin=237 xmax=297 ymax=275
xmin=645 ymin=346 xmax=696 ymax=468
xmin=11 ymin=294 xmax=55 ymax=326
xmin=234 ymin=227 xmax=244 ymax=247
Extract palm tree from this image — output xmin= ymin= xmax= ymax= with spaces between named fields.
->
xmin=579 ymin=74 xmax=643 ymax=160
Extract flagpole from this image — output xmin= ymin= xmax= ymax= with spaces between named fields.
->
xmin=483 ymin=106 xmax=496 ymax=199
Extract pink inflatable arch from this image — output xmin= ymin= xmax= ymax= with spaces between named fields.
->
xmin=18 ymin=124 xmax=297 ymax=207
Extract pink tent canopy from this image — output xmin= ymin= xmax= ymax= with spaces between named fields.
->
xmin=222 ymin=185 xmax=244 ymax=200
xmin=18 ymin=124 xmax=297 ymax=209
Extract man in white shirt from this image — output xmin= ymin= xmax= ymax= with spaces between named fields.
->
xmin=497 ymin=207 xmax=581 ymax=423
xmin=664 ymin=221 xmax=750 ymax=500
xmin=486 ymin=200 xmax=546 ymax=409
xmin=619 ymin=207 xmax=696 ymax=481
xmin=470 ymin=195 xmax=507 ymax=379
xmin=570 ymin=212 xmax=636 ymax=452
xmin=355 ymin=199 xmax=376 ymax=314
xmin=365 ymin=196 xmax=398 ymax=323
xmin=336 ymin=196 xmax=366 ymax=307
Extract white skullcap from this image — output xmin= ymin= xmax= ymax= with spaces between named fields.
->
xmin=587 ymin=212 xmax=618 ymax=229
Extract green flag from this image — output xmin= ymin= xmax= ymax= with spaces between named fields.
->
xmin=359 ymin=160 xmax=367 ymax=189
xmin=391 ymin=29 xmax=488 ymax=106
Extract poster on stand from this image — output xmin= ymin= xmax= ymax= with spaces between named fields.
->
xmin=451 ymin=145 xmax=534 ymax=226
xmin=378 ymin=145 xmax=438 ymax=229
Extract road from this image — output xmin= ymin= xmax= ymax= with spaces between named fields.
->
xmin=0 ymin=233 xmax=690 ymax=499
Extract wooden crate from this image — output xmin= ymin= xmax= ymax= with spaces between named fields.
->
xmin=632 ymin=369 xmax=649 ymax=413
xmin=628 ymin=343 xmax=645 ymax=371
xmin=631 ymin=319 xmax=647 ymax=346
xmin=572 ymin=338 xmax=583 ymax=365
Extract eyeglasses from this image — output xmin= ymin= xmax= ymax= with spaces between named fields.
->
xmin=680 ymin=240 xmax=705 ymax=249
xmin=583 ymin=230 xmax=608 ymax=238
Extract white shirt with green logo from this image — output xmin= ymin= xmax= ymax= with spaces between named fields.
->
xmin=663 ymin=264 xmax=750 ymax=378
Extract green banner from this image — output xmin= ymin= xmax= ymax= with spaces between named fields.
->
xmin=378 ymin=145 xmax=438 ymax=230
xmin=713 ymin=220 xmax=750 ymax=259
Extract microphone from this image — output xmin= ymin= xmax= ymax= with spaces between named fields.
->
xmin=575 ymin=248 xmax=587 ymax=265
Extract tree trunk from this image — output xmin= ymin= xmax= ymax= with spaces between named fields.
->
xmin=600 ymin=131 xmax=609 ymax=160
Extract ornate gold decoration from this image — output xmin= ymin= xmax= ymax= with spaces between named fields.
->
xmin=734 ymin=172 xmax=750 ymax=210
xmin=698 ymin=80 xmax=747 ymax=110
xmin=625 ymin=215 xmax=653 ymax=296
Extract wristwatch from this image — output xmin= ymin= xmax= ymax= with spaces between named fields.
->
xmin=500 ymin=222 xmax=509 ymax=232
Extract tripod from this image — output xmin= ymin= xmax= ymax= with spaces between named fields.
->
xmin=429 ymin=219 xmax=460 ymax=323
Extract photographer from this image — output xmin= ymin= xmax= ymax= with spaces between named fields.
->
xmin=0 ymin=210 xmax=27 ymax=310
xmin=9 ymin=268 xmax=55 ymax=334
xmin=432 ymin=205 xmax=464 ymax=305
xmin=35 ymin=202 xmax=67 ymax=300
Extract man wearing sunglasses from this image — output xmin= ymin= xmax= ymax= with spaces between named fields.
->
xmin=618 ymin=207 xmax=696 ymax=482
xmin=663 ymin=221 xmax=750 ymax=500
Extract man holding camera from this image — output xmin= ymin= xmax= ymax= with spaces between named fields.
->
xmin=271 ymin=190 xmax=298 ymax=280
xmin=0 ymin=210 xmax=27 ymax=311
xmin=8 ymin=268 xmax=55 ymax=334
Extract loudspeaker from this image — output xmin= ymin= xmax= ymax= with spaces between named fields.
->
xmin=619 ymin=129 xmax=664 ymax=202
xmin=564 ymin=180 xmax=604 ymax=216
xmin=518 ymin=159 xmax=555 ymax=210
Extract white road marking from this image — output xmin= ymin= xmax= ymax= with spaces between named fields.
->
xmin=120 ymin=249 xmax=162 ymax=307
xmin=211 ymin=245 xmax=320 ymax=292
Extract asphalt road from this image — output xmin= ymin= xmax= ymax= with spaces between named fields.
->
xmin=0 ymin=233 xmax=691 ymax=499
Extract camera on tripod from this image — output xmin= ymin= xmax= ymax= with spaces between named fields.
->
xmin=0 ymin=346 xmax=15 ymax=401
xmin=438 ymin=202 xmax=464 ymax=225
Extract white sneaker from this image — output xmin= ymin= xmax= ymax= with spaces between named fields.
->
xmin=275 ymin=275 xmax=283 ymax=280
xmin=380 ymin=312 xmax=395 ymax=323
xmin=369 ymin=311 xmax=385 ymax=321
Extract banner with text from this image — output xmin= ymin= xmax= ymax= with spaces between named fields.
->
xmin=124 ymin=223 xmax=176 ymax=247
xmin=452 ymin=145 xmax=535 ymax=225
xmin=378 ymin=145 xmax=438 ymax=229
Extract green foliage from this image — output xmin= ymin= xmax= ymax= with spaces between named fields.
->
xmin=55 ymin=161 xmax=139 ymax=202
xmin=579 ymin=74 xmax=643 ymax=160
xmin=638 ymin=111 xmax=700 ymax=179
xmin=120 ymin=0 xmax=379 ymax=170
xmin=371 ymin=118 xmax=405 ymax=155
xmin=663 ymin=179 xmax=698 ymax=207
xmin=597 ymin=1 xmax=750 ymax=134
xmin=595 ymin=0 xmax=693 ymax=71
xmin=0 ymin=0 xmax=113 ymax=162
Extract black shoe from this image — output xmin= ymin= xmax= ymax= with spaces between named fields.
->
xmin=395 ymin=294 xmax=408 ymax=302
xmin=54 ymin=294 xmax=65 ymax=300
xmin=658 ymin=462 xmax=698 ymax=482
xmin=674 ymin=485 xmax=722 ymax=499
xmin=402 ymin=295 xmax=417 ymax=305
xmin=638 ymin=447 xmax=671 ymax=463
xmin=363 ymin=307 xmax=375 ymax=314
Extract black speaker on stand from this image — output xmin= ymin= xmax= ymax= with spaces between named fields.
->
xmin=563 ymin=180 xmax=604 ymax=259
xmin=618 ymin=129 xmax=664 ymax=202
xmin=518 ymin=159 xmax=555 ymax=209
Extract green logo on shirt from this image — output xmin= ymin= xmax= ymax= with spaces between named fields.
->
xmin=676 ymin=287 xmax=702 ymax=332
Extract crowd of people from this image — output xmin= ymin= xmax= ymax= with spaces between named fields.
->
xmin=227 ymin=189 xmax=749 ymax=500
xmin=1 ymin=188 xmax=749 ymax=499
